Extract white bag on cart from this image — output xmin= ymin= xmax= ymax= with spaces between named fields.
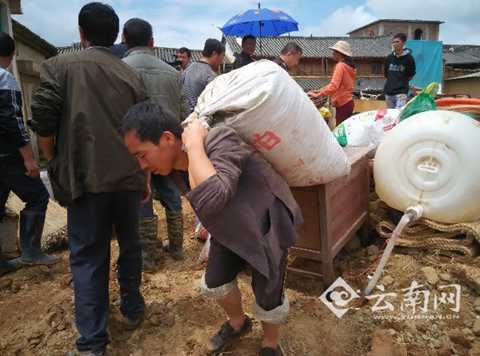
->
xmin=193 ymin=60 xmax=350 ymax=187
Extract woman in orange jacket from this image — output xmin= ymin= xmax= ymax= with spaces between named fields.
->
xmin=308 ymin=41 xmax=356 ymax=126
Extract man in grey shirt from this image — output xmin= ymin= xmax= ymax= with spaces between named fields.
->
xmin=122 ymin=18 xmax=187 ymax=267
xmin=182 ymin=38 xmax=225 ymax=113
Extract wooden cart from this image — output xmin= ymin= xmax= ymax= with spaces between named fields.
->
xmin=288 ymin=147 xmax=372 ymax=285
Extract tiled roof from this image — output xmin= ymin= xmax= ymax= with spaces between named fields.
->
xmin=443 ymin=45 xmax=480 ymax=66
xmin=444 ymin=51 xmax=480 ymax=66
xmin=294 ymin=77 xmax=385 ymax=92
xmin=446 ymin=71 xmax=480 ymax=81
xmin=151 ymin=47 xmax=203 ymax=63
xmin=348 ymin=19 xmax=443 ymax=34
xmin=225 ymin=35 xmax=392 ymax=59
xmin=58 ymin=43 xmax=208 ymax=63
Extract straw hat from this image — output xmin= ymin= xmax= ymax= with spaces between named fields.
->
xmin=329 ymin=40 xmax=352 ymax=57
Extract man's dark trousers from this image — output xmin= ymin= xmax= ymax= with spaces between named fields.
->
xmin=0 ymin=157 xmax=49 ymax=218
xmin=68 ymin=191 xmax=145 ymax=352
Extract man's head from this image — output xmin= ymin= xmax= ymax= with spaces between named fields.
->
xmin=78 ymin=2 xmax=119 ymax=48
xmin=392 ymin=33 xmax=407 ymax=53
xmin=202 ymin=38 xmax=225 ymax=71
xmin=280 ymin=42 xmax=303 ymax=70
xmin=123 ymin=18 xmax=153 ymax=49
xmin=0 ymin=32 xmax=15 ymax=68
xmin=123 ymin=102 xmax=183 ymax=175
xmin=241 ymin=35 xmax=256 ymax=56
xmin=177 ymin=47 xmax=191 ymax=69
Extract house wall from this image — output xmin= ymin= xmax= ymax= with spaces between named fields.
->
xmin=350 ymin=24 xmax=378 ymax=37
xmin=350 ymin=22 xmax=439 ymax=41
xmin=444 ymin=78 xmax=480 ymax=97
xmin=15 ymin=41 xmax=49 ymax=127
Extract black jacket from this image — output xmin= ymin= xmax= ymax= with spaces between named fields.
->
xmin=384 ymin=49 xmax=416 ymax=95
xmin=233 ymin=52 xmax=254 ymax=69
xmin=0 ymin=67 xmax=29 ymax=160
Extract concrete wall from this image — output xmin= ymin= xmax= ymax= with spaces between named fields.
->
xmin=444 ymin=78 xmax=480 ymax=97
xmin=350 ymin=22 xmax=440 ymax=41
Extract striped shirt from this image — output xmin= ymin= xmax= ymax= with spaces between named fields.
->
xmin=181 ymin=61 xmax=216 ymax=114
xmin=0 ymin=67 xmax=29 ymax=158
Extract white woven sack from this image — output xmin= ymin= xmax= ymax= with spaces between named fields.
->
xmin=194 ymin=60 xmax=350 ymax=186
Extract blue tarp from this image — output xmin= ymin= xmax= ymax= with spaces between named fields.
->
xmin=406 ymin=40 xmax=443 ymax=89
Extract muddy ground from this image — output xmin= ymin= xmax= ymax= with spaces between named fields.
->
xmin=0 ymin=202 xmax=479 ymax=356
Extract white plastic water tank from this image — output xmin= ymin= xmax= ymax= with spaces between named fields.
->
xmin=374 ymin=110 xmax=480 ymax=223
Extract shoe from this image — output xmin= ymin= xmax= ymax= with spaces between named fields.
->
xmin=162 ymin=243 xmax=184 ymax=260
xmin=259 ymin=346 xmax=284 ymax=356
xmin=207 ymin=316 xmax=253 ymax=354
xmin=10 ymin=211 xmax=59 ymax=267
xmin=121 ymin=311 xmax=145 ymax=331
xmin=0 ymin=259 xmax=17 ymax=277
xmin=65 ymin=349 xmax=105 ymax=356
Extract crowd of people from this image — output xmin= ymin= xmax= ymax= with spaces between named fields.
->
xmin=0 ymin=2 xmax=416 ymax=356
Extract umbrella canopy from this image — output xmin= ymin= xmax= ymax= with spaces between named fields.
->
xmin=221 ymin=6 xmax=298 ymax=37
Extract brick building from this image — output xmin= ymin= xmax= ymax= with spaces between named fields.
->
xmin=348 ymin=19 xmax=443 ymax=41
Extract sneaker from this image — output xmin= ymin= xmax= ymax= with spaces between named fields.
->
xmin=259 ymin=346 xmax=284 ymax=356
xmin=208 ymin=316 xmax=253 ymax=354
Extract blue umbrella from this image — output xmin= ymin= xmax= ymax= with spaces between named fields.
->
xmin=221 ymin=3 xmax=298 ymax=39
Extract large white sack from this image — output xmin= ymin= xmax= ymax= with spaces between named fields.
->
xmin=194 ymin=60 xmax=350 ymax=186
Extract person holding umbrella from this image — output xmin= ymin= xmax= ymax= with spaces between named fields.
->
xmin=308 ymin=41 xmax=356 ymax=126
xmin=233 ymin=35 xmax=256 ymax=69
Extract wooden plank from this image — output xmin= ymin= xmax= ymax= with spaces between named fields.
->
xmin=331 ymin=213 xmax=368 ymax=257
xmin=289 ymin=246 xmax=323 ymax=261
xmin=354 ymin=100 xmax=385 ymax=113
xmin=291 ymin=188 xmax=321 ymax=251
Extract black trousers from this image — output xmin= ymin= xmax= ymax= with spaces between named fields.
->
xmin=68 ymin=191 xmax=144 ymax=352
xmin=205 ymin=238 xmax=287 ymax=311
xmin=0 ymin=157 xmax=49 ymax=219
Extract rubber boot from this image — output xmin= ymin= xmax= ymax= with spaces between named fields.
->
xmin=163 ymin=209 xmax=184 ymax=260
xmin=10 ymin=211 xmax=59 ymax=267
xmin=139 ymin=215 xmax=160 ymax=272
xmin=0 ymin=247 xmax=17 ymax=277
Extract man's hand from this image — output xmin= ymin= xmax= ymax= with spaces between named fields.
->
xmin=182 ymin=117 xmax=209 ymax=152
xmin=307 ymin=90 xmax=321 ymax=98
xmin=19 ymin=144 xmax=40 ymax=178
xmin=24 ymin=157 xmax=40 ymax=178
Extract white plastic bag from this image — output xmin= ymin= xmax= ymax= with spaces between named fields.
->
xmin=40 ymin=170 xmax=54 ymax=199
xmin=194 ymin=60 xmax=350 ymax=187
xmin=333 ymin=108 xmax=400 ymax=148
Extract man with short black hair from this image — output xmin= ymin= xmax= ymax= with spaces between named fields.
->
xmin=233 ymin=35 xmax=256 ymax=69
xmin=122 ymin=17 xmax=187 ymax=266
xmin=122 ymin=102 xmax=302 ymax=356
xmin=177 ymin=46 xmax=191 ymax=72
xmin=182 ymin=38 xmax=225 ymax=113
xmin=0 ymin=31 xmax=58 ymax=273
xmin=31 ymin=3 xmax=147 ymax=355
xmin=272 ymin=42 xmax=303 ymax=72
xmin=384 ymin=33 xmax=416 ymax=109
